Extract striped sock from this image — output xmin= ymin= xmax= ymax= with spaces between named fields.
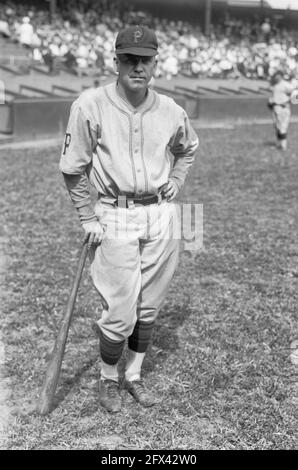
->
xmin=99 ymin=330 xmax=125 ymax=365
xmin=128 ymin=320 xmax=154 ymax=353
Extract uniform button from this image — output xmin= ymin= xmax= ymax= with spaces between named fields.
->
xmin=134 ymin=129 xmax=138 ymax=133
xmin=134 ymin=149 xmax=138 ymax=153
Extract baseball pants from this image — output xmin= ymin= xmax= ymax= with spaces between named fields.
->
xmin=90 ymin=199 xmax=180 ymax=343
xmin=272 ymin=105 xmax=291 ymax=136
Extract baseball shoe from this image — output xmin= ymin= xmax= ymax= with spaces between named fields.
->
xmin=98 ymin=379 xmax=121 ymax=413
xmin=124 ymin=379 xmax=157 ymax=407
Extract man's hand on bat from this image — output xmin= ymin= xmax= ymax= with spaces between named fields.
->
xmin=82 ymin=221 xmax=106 ymax=248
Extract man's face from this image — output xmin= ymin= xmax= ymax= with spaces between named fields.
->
xmin=115 ymin=54 xmax=157 ymax=93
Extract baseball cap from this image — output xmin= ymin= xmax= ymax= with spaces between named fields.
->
xmin=115 ymin=25 xmax=158 ymax=56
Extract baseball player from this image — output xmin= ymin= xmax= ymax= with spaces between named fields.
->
xmin=268 ymin=70 xmax=296 ymax=151
xmin=59 ymin=25 xmax=199 ymax=413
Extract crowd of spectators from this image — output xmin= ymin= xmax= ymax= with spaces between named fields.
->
xmin=1 ymin=0 xmax=298 ymax=81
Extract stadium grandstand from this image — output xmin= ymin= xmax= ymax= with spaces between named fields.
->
xmin=1 ymin=0 xmax=298 ymax=81
xmin=1 ymin=0 xmax=298 ymax=139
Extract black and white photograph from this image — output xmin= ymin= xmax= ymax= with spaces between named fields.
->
xmin=0 ymin=0 xmax=297 ymax=454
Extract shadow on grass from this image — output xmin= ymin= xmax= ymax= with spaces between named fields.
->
xmin=41 ymin=296 xmax=194 ymax=412
xmin=143 ymin=295 xmax=193 ymax=374
xmin=39 ymin=292 xmax=192 ymax=413
xmin=263 ymin=140 xmax=277 ymax=148
xmin=51 ymin=353 xmax=99 ymax=412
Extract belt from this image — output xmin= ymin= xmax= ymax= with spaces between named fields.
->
xmin=116 ymin=193 xmax=165 ymax=208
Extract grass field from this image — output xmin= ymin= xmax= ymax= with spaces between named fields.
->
xmin=0 ymin=123 xmax=297 ymax=450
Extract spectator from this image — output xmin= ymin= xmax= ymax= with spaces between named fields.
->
xmin=1 ymin=0 xmax=298 ymax=81
xmin=0 ymin=16 xmax=10 ymax=38
xmin=261 ymin=18 xmax=271 ymax=38
xmin=19 ymin=16 xmax=34 ymax=48
xmin=63 ymin=47 xmax=77 ymax=69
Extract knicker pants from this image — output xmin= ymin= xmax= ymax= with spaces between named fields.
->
xmin=90 ymin=200 xmax=181 ymax=342
xmin=272 ymin=105 xmax=291 ymax=136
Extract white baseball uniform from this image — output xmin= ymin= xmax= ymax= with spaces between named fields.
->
xmin=269 ymin=79 xmax=295 ymax=136
xmin=60 ymin=81 xmax=199 ymax=343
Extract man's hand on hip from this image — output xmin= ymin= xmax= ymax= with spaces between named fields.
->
xmin=161 ymin=179 xmax=179 ymax=201
xmin=82 ymin=221 xmax=106 ymax=248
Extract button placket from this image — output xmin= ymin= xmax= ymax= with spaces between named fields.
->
xmin=132 ymin=114 xmax=143 ymax=194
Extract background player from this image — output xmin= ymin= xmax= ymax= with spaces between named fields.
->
xmin=268 ymin=70 xmax=297 ymax=151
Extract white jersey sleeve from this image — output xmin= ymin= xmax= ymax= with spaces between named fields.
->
xmin=59 ymin=98 xmax=98 ymax=175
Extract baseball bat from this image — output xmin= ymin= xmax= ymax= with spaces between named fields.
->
xmin=36 ymin=237 xmax=89 ymax=415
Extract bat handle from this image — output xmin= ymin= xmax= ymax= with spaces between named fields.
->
xmin=83 ymin=232 xmax=90 ymax=246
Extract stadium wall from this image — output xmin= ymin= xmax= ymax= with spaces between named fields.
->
xmin=3 ymin=93 xmax=298 ymax=140
xmin=197 ymin=95 xmax=269 ymax=123
xmin=0 ymin=104 xmax=13 ymax=134
xmin=9 ymin=97 xmax=73 ymax=139
xmin=5 ymin=95 xmax=196 ymax=139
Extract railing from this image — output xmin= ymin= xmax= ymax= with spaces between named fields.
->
xmin=0 ymin=55 xmax=32 ymax=66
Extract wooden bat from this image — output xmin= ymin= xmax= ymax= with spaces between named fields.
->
xmin=36 ymin=238 xmax=89 ymax=415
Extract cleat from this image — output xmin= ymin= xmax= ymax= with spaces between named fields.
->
xmin=98 ymin=379 xmax=121 ymax=413
xmin=125 ymin=379 xmax=157 ymax=407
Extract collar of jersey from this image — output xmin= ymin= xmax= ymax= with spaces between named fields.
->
xmin=106 ymin=81 xmax=155 ymax=114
